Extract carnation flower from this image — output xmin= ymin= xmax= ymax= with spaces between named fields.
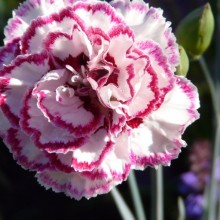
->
xmin=0 ymin=0 xmax=199 ymax=200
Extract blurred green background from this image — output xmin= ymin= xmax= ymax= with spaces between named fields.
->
xmin=0 ymin=0 xmax=217 ymax=219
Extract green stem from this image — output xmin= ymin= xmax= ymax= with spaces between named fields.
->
xmin=151 ymin=166 xmax=164 ymax=220
xmin=214 ymin=0 xmax=220 ymax=218
xmin=198 ymin=57 xmax=220 ymax=220
xmin=156 ymin=166 xmax=164 ymax=220
xmin=177 ymin=197 xmax=186 ymax=220
xmin=198 ymin=57 xmax=219 ymax=117
xmin=218 ymin=202 xmax=220 ymax=220
xmin=128 ymin=170 xmax=146 ymax=220
xmin=206 ymin=124 xmax=220 ymax=220
xmin=111 ymin=187 xmax=135 ymax=220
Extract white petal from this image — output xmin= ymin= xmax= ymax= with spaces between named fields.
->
xmin=36 ymin=170 xmax=117 ymax=200
xmin=5 ymin=128 xmax=52 ymax=171
xmin=130 ymin=76 xmax=199 ymax=169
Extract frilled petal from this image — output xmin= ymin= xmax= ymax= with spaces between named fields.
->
xmin=20 ymin=89 xmax=86 ymax=153
xmin=111 ymin=0 xmax=179 ymax=68
xmin=36 ymin=170 xmax=116 ymax=200
xmin=5 ymin=128 xmax=52 ymax=171
xmin=97 ymin=54 xmax=149 ymax=110
xmin=44 ymin=24 xmax=92 ymax=62
xmin=4 ymin=0 xmax=76 ymax=43
xmin=84 ymin=131 xmax=131 ymax=182
xmin=130 ymin=76 xmax=199 ymax=169
xmin=109 ymin=111 xmax=127 ymax=136
xmin=72 ymin=1 xmax=125 ymax=33
xmin=0 ymin=38 xmax=20 ymax=71
xmin=111 ymin=0 xmax=150 ymax=26
xmin=0 ymin=109 xmax=11 ymax=139
xmin=0 ymin=52 xmax=50 ymax=126
xmin=53 ymin=128 xmax=113 ymax=172
xmin=33 ymin=69 xmax=104 ymax=136
xmin=48 ymin=130 xmax=130 ymax=178
xmin=125 ymin=63 xmax=158 ymax=118
xmin=21 ymin=8 xmax=85 ymax=54
xmin=138 ymin=40 xmax=175 ymax=97
xmin=107 ymin=25 xmax=134 ymax=66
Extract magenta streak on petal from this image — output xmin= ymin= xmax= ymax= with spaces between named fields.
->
xmin=54 ymin=53 xmax=89 ymax=74
xmin=82 ymin=163 xmax=131 ymax=182
xmin=108 ymin=24 xmax=134 ymax=40
xmin=4 ymin=18 xmax=23 ymax=43
xmin=164 ymin=29 xmax=179 ymax=66
xmin=6 ymin=128 xmax=52 ymax=171
xmin=49 ymin=154 xmax=74 ymax=173
xmin=109 ymin=111 xmax=126 ymax=135
xmin=20 ymin=90 xmax=86 ymax=153
xmin=36 ymin=90 xmax=103 ymax=137
xmin=111 ymin=0 xmax=148 ymax=14
xmin=141 ymin=64 xmax=160 ymax=114
xmin=1 ymin=103 xmax=20 ymax=127
xmin=177 ymin=77 xmax=197 ymax=110
xmin=130 ymin=2 xmax=148 ymax=12
xmin=125 ymin=51 xmax=150 ymax=101
xmin=15 ymin=0 xmax=41 ymax=17
xmin=50 ymin=152 xmax=130 ymax=180
xmin=0 ymin=77 xmax=10 ymax=93
xmin=0 ymin=53 xmax=49 ymax=126
xmin=104 ymin=53 xmax=116 ymax=67
xmin=0 ymin=78 xmax=20 ymax=126
xmin=176 ymin=77 xmax=200 ymax=133
xmin=125 ymin=64 xmax=136 ymax=98
xmin=37 ymin=171 xmax=113 ymax=200
xmin=0 ymin=38 xmax=21 ymax=70
xmin=71 ymin=140 xmax=113 ymax=171
xmin=105 ymin=69 xmax=119 ymax=87
xmin=140 ymin=41 xmax=174 ymax=88
xmin=44 ymin=31 xmax=71 ymax=51
xmin=124 ymin=62 xmax=159 ymax=119
xmin=0 ymin=52 xmax=49 ymax=76
xmin=15 ymin=0 xmax=56 ymax=17
xmin=110 ymin=163 xmax=131 ymax=181
xmin=127 ymin=118 xmax=143 ymax=129
xmin=82 ymin=169 xmax=108 ymax=180
xmin=138 ymin=41 xmax=174 ymax=109
xmin=43 ymin=23 xmax=85 ymax=53
xmin=72 ymin=1 xmax=124 ymax=25
xmin=88 ymin=69 xmax=109 ymax=82
xmin=0 ymin=95 xmax=5 ymax=106
xmin=21 ymin=7 xmax=85 ymax=54
xmin=130 ymin=150 xmax=174 ymax=168
xmin=87 ymin=27 xmax=110 ymax=44
xmin=88 ymin=68 xmax=110 ymax=88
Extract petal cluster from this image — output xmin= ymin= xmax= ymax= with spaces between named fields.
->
xmin=0 ymin=0 xmax=199 ymax=199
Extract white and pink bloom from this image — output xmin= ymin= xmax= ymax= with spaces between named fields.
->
xmin=0 ymin=0 xmax=199 ymax=199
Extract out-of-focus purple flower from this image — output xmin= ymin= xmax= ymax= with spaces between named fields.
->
xmin=179 ymin=172 xmax=199 ymax=194
xmin=179 ymin=139 xmax=211 ymax=193
xmin=185 ymin=194 xmax=204 ymax=220
xmin=178 ymin=139 xmax=215 ymax=219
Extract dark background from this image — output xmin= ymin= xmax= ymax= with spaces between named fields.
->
xmin=0 ymin=0 xmax=216 ymax=219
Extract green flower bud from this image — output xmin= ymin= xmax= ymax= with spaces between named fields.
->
xmin=176 ymin=3 xmax=214 ymax=60
xmin=176 ymin=45 xmax=189 ymax=76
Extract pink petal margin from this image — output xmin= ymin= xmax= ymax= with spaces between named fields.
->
xmin=36 ymin=170 xmax=117 ymax=200
xmin=6 ymin=128 xmax=52 ymax=171
xmin=130 ymin=76 xmax=200 ymax=169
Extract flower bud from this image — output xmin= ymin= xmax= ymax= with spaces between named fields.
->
xmin=176 ymin=3 xmax=214 ymax=60
xmin=176 ymin=45 xmax=189 ymax=77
